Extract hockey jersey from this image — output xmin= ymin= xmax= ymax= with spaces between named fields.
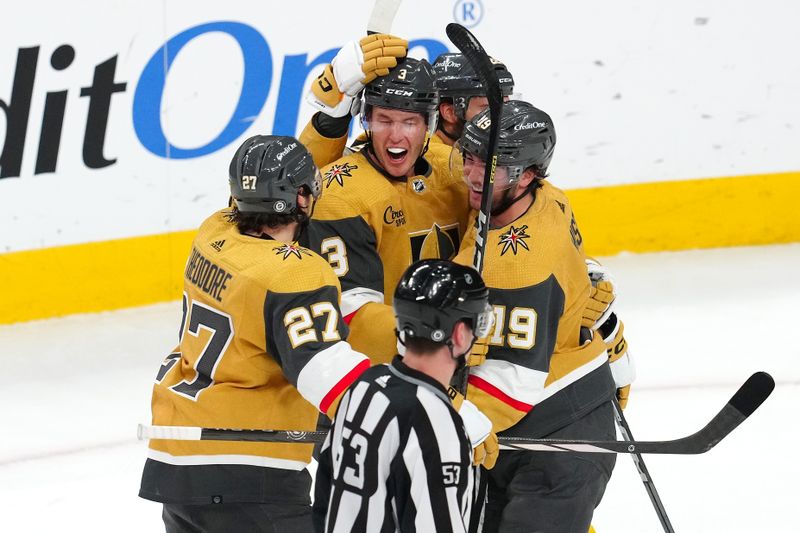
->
xmin=140 ymin=209 xmax=369 ymax=504
xmin=306 ymin=147 xmax=470 ymax=363
xmin=454 ymin=181 xmax=615 ymax=438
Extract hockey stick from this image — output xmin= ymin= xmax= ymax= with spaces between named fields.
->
xmin=367 ymin=0 xmax=402 ymax=34
xmin=444 ymin=23 xmax=502 ymax=275
xmin=613 ymin=397 xmax=675 ymax=533
xmin=138 ymin=372 xmax=774 ymax=454
xmin=499 ymin=371 xmax=773 ymax=454
xmin=444 ymin=23 xmax=504 ymax=400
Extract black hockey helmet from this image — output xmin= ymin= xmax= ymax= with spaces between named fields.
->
xmin=361 ymin=57 xmax=439 ymax=135
xmin=229 ymin=135 xmax=321 ymax=214
xmin=394 ymin=259 xmax=492 ymax=346
xmin=433 ymin=53 xmax=514 ymax=119
xmin=456 ymin=100 xmax=556 ymax=181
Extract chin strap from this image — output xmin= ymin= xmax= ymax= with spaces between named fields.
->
xmin=448 ymin=333 xmax=479 ymax=371
xmin=490 ymin=184 xmax=535 ymax=218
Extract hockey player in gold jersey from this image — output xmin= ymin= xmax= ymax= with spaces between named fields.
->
xmin=139 ymin=136 xmax=370 ymax=533
xmin=303 ymin=56 xmax=472 ymax=363
xmin=451 ymin=100 xmax=634 ymax=532
xmin=297 ymin=38 xmax=626 ymax=397
xmin=430 ymin=52 xmax=515 ymax=147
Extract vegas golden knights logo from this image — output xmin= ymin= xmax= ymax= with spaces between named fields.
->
xmin=409 ymin=223 xmax=460 ymax=262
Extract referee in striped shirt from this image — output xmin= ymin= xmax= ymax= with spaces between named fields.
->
xmin=314 ymin=259 xmax=497 ymax=533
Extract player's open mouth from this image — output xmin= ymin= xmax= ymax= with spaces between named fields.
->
xmin=387 ymin=147 xmax=408 ymax=162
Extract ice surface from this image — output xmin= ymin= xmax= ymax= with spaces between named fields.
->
xmin=2 ymin=244 xmax=798 ymax=532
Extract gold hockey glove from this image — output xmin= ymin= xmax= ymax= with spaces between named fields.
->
xmin=472 ymin=430 xmax=499 ymax=469
xmin=616 ymin=384 xmax=631 ymax=410
xmin=359 ymin=34 xmax=408 ymax=84
xmin=309 ymin=64 xmax=355 ymax=118
xmin=582 ymin=280 xmax=615 ymax=329
xmin=307 ymin=34 xmax=407 ymax=118
xmin=583 ymin=258 xmax=616 ymax=330
xmin=466 ymin=335 xmax=490 ymax=367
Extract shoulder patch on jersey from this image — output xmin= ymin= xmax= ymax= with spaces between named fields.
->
xmin=273 ymin=243 xmax=312 ymax=260
xmin=209 ymin=239 xmax=225 ymax=252
xmin=498 ymin=224 xmax=531 ymax=256
xmin=324 ymin=163 xmax=358 ymax=188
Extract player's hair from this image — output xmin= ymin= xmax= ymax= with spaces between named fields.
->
xmin=226 ymin=207 xmax=308 ymax=235
xmin=403 ymin=319 xmax=472 ymax=356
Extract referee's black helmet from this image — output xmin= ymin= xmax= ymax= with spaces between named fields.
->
xmin=393 ymin=259 xmax=492 ymax=346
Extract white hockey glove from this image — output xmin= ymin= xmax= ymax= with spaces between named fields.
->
xmin=582 ymin=258 xmax=616 ymax=331
xmin=449 ymin=387 xmax=499 ymax=469
xmin=307 ymin=34 xmax=407 ymax=118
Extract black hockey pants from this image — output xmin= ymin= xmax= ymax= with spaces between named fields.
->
xmin=482 ymin=401 xmax=617 ymax=533
xmin=162 ymin=501 xmax=312 ymax=533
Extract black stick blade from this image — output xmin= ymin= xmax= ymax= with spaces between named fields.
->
xmin=728 ymin=371 xmax=775 ymax=417
xmin=445 ymin=24 xmax=503 ymax=106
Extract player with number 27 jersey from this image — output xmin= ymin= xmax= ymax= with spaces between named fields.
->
xmin=140 ymin=208 xmax=369 ymax=505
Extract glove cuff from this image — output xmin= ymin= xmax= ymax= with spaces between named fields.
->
xmin=458 ymin=398 xmax=492 ymax=449
xmin=332 ymin=40 xmax=367 ymax=96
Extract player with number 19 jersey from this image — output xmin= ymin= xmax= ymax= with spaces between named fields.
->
xmin=454 ymin=180 xmax=613 ymax=438
xmin=139 ymin=209 xmax=369 ymax=504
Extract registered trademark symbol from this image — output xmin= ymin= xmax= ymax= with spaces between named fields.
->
xmin=453 ymin=0 xmax=484 ymax=28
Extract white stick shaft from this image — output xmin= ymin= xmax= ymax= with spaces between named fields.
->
xmin=367 ymin=0 xmax=402 ymax=34
xmin=138 ymin=424 xmax=202 ymax=441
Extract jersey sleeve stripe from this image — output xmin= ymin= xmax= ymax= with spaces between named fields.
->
xmin=147 ymin=449 xmax=308 ymax=470
xmin=296 ymin=341 xmax=369 ymax=413
xmin=468 ymin=359 xmax=546 ymax=411
xmin=468 ymin=374 xmax=534 ymax=413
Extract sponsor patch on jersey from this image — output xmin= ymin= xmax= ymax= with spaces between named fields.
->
xmin=498 ymin=224 xmax=531 ymax=255
xmin=273 ymin=243 xmax=312 ymax=260
xmin=383 ymin=205 xmax=406 ymax=226
xmin=411 ymin=178 xmax=426 ymax=193
xmin=324 ymin=163 xmax=358 ymax=188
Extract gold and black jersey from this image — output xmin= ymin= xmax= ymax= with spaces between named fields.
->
xmin=455 ymin=181 xmax=614 ymax=438
xmin=140 ymin=209 xmax=369 ymax=504
xmin=306 ymin=148 xmax=470 ymax=363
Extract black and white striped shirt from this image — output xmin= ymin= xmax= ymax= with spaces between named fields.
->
xmin=314 ymin=356 xmax=474 ymax=533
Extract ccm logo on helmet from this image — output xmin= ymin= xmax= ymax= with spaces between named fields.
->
xmin=514 ymin=121 xmax=547 ymax=130
xmin=275 ymin=142 xmax=297 ymax=161
xmin=385 ymin=88 xmax=415 ymax=97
